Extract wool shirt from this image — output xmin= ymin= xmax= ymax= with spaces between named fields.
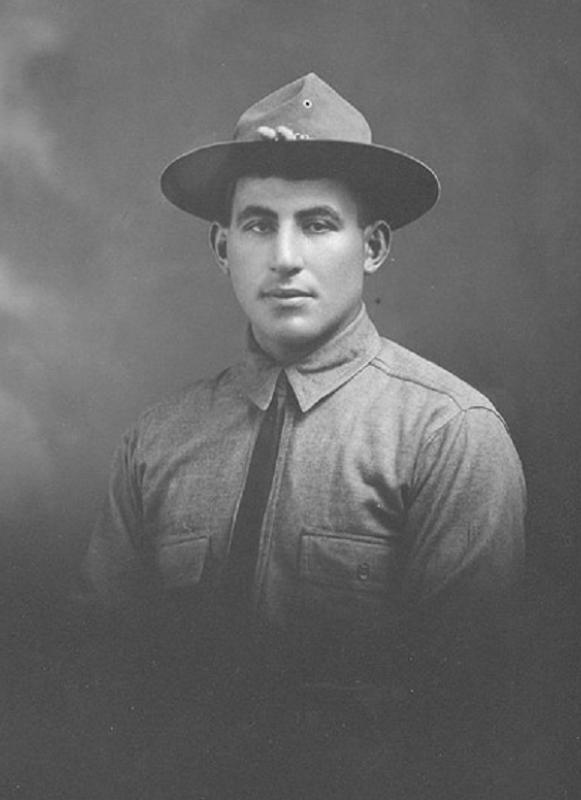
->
xmin=85 ymin=306 xmax=525 ymax=679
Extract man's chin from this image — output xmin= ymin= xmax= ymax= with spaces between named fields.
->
xmin=254 ymin=323 xmax=332 ymax=363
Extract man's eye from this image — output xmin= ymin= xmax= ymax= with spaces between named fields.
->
xmin=244 ymin=220 xmax=273 ymax=233
xmin=304 ymin=219 xmax=335 ymax=233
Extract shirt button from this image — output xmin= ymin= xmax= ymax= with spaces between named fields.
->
xmin=356 ymin=562 xmax=371 ymax=581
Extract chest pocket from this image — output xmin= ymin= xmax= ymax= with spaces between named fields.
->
xmin=298 ymin=530 xmax=399 ymax=631
xmin=156 ymin=533 xmax=210 ymax=590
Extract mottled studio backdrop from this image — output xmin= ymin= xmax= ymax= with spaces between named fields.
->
xmin=1 ymin=0 xmax=580 ymax=605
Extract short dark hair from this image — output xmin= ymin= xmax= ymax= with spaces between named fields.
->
xmin=215 ymin=165 xmax=380 ymax=229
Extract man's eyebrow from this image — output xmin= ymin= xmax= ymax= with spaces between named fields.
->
xmin=234 ymin=203 xmax=344 ymax=226
xmin=234 ymin=205 xmax=277 ymax=225
xmin=295 ymin=206 xmax=343 ymax=225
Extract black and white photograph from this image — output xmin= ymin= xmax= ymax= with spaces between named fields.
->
xmin=1 ymin=1 xmax=579 ymax=798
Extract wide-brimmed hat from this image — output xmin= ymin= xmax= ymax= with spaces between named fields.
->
xmin=160 ymin=73 xmax=439 ymax=230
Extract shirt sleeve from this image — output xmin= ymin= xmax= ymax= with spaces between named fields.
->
xmin=390 ymin=404 xmax=526 ymax=707
xmin=402 ymin=405 xmax=526 ymax=610
xmin=83 ymin=424 xmax=156 ymax=625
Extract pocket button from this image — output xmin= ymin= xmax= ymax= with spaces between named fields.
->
xmin=356 ymin=562 xmax=371 ymax=582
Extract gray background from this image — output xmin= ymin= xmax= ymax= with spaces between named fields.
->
xmin=1 ymin=0 xmax=579 ymax=601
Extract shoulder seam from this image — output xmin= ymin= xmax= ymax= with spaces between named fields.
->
xmin=369 ymin=357 xmax=466 ymax=411
xmin=421 ymin=405 xmax=505 ymax=452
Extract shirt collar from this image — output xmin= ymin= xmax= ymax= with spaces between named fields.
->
xmin=237 ymin=305 xmax=382 ymax=413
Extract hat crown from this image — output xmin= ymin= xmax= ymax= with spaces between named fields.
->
xmin=234 ymin=73 xmax=372 ymax=144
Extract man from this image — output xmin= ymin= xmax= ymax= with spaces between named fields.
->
xmin=84 ymin=73 xmax=525 ymax=798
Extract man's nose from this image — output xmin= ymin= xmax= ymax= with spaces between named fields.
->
xmin=271 ymin=227 xmax=304 ymax=272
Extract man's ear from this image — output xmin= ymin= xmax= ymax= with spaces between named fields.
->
xmin=363 ymin=221 xmax=391 ymax=275
xmin=209 ymin=222 xmax=229 ymax=274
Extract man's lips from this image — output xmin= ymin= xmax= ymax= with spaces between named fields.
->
xmin=261 ymin=287 xmax=313 ymax=298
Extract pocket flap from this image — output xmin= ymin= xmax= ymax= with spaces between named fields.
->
xmin=158 ymin=535 xmax=210 ymax=589
xmin=300 ymin=532 xmax=393 ymax=593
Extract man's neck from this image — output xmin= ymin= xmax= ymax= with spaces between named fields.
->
xmin=250 ymin=305 xmax=365 ymax=366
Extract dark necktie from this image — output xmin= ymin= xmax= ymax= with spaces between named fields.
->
xmin=222 ymin=372 xmax=288 ymax=613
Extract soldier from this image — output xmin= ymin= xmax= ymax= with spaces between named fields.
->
xmin=84 ymin=73 xmax=525 ymax=798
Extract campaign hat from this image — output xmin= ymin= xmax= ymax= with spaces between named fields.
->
xmin=160 ymin=73 xmax=439 ymax=230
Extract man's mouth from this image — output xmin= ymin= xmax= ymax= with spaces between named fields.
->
xmin=262 ymin=287 xmax=313 ymax=299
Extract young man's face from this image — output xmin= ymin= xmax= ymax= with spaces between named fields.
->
xmin=211 ymin=176 xmax=389 ymax=363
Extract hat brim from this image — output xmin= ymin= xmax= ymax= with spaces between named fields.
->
xmin=160 ymin=140 xmax=439 ymax=230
